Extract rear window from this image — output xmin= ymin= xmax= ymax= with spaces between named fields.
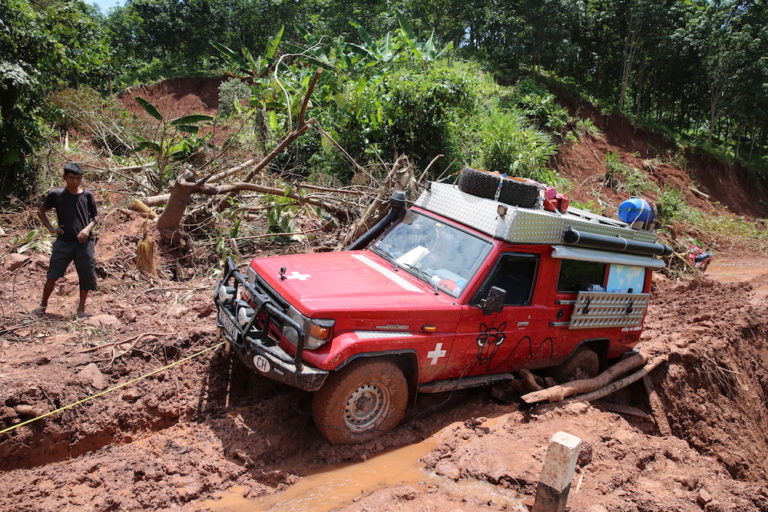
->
xmin=557 ymin=260 xmax=606 ymax=292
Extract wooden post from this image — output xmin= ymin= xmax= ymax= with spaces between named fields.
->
xmin=532 ymin=431 xmax=582 ymax=512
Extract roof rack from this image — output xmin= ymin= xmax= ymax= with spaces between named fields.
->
xmin=415 ymin=182 xmax=658 ymax=245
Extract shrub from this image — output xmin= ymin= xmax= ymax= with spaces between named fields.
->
xmin=656 ymin=186 xmax=686 ymax=223
xmin=218 ymin=78 xmax=251 ymax=117
xmin=47 ymin=86 xmax=133 ymax=155
xmin=477 ymin=111 xmax=558 ymax=183
xmin=603 ymin=151 xmax=657 ymax=195
xmin=508 ymin=78 xmax=569 ymax=135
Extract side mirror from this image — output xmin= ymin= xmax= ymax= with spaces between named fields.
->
xmin=481 ymin=286 xmax=505 ymax=315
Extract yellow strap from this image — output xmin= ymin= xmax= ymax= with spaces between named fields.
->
xmin=0 ymin=341 xmax=225 ymax=435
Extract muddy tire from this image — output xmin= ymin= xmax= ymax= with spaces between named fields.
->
xmin=554 ymin=347 xmax=600 ymax=383
xmin=312 ymin=359 xmax=408 ymax=445
xmin=457 ymin=167 xmax=540 ymax=208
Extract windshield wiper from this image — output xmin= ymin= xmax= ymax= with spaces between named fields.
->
xmin=400 ymin=263 xmax=439 ymax=295
xmin=372 ymin=245 xmax=400 ymax=271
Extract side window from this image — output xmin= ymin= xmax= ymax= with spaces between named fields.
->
xmin=557 ymin=260 xmax=606 ymax=292
xmin=477 ymin=254 xmax=538 ymax=306
xmin=606 ymin=264 xmax=645 ymax=293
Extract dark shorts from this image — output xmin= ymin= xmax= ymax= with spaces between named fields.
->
xmin=47 ymin=238 xmax=97 ymax=291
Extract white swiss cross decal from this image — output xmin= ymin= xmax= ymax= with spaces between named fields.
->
xmin=286 ymin=271 xmax=311 ymax=281
xmin=427 ymin=342 xmax=447 ymax=365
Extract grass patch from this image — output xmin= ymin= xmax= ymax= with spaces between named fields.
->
xmin=603 ymin=151 xmax=658 ymax=196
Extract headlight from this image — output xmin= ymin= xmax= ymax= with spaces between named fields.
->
xmin=218 ymin=285 xmax=235 ymax=303
xmin=283 ymin=306 xmax=335 ymax=349
xmin=237 ymin=302 xmax=255 ymax=326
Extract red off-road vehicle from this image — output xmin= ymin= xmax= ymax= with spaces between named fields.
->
xmin=214 ymin=170 xmax=671 ymax=444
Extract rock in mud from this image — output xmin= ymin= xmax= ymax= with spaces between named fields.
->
xmin=166 ymin=304 xmax=187 ymax=319
xmin=15 ymin=404 xmax=47 ymax=417
xmin=77 ymin=363 xmax=108 ymax=390
xmin=698 ymin=488 xmax=713 ymax=505
xmin=434 ymin=461 xmax=461 ymax=481
xmin=84 ymin=314 xmax=122 ymax=329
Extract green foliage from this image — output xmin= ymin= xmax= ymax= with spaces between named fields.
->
xmin=47 ymin=86 xmax=134 ymax=155
xmin=603 ymin=151 xmax=657 ymax=195
xmin=351 ymin=63 xmax=475 ymax=171
xmin=574 ymin=118 xmax=601 ymax=138
xmin=96 ymin=0 xmax=768 ymax=174
xmin=656 ymin=187 xmax=688 ymax=224
xmin=132 ymin=97 xmax=215 ymax=191
xmin=265 ymin=193 xmax=299 ymax=244
xmin=0 ymin=0 xmax=110 ymax=202
xmin=508 ymin=79 xmax=569 ymax=135
xmin=476 ymin=112 xmax=558 ymax=182
xmin=11 ymin=229 xmax=52 ymax=254
xmin=696 ymin=216 xmax=768 ymax=253
xmin=218 ymin=79 xmax=251 ymax=117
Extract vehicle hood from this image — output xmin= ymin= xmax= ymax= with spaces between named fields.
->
xmin=251 ymin=250 xmax=457 ymax=317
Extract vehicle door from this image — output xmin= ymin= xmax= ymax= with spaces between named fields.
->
xmin=446 ymin=251 xmax=558 ymax=378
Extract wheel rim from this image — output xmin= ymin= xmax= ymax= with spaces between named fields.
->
xmin=343 ymin=383 xmax=390 ymax=432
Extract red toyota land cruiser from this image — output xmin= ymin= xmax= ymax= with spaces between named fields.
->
xmin=214 ymin=171 xmax=671 ymax=444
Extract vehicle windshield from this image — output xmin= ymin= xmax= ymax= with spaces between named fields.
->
xmin=371 ymin=211 xmax=492 ymax=297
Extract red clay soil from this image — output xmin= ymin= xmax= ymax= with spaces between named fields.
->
xmin=552 ymin=86 xmax=768 ymax=219
xmin=1 ymin=194 xmax=768 ymax=512
xmin=118 ymin=77 xmax=224 ymax=120
xmin=2 ymin=77 xmax=768 ymax=512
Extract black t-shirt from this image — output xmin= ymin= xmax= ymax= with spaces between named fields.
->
xmin=42 ymin=188 xmax=98 ymax=241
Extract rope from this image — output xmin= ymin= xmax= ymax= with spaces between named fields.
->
xmin=0 ymin=341 xmax=226 ymax=435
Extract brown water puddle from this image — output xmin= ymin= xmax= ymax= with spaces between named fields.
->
xmin=202 ymin=437 xmax=439 ymax=512
xmin=202 ymin=415 xmax=523 ymax=511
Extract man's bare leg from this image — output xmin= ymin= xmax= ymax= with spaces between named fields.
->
xmin=33 ymin=278 xmax=58 ymax=315
xmin=77 ymin=289 xmax=89 ymax=318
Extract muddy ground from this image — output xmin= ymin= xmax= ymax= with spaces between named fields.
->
xmin=2 ymin=78 xmax=768 ymax=512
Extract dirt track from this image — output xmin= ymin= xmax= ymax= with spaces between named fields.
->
xmin=2 ymin=77 xmax=768 ymax=511
xmin=1 ymin=204 xmax=768 ymax=511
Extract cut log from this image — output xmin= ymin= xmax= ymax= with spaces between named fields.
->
xmin=129 ymin=199 xmax=158 ymax=219
xmin=643 ymin=375 xmax=672 ymax=436
xmin=688 ymin=186 xmax=710 ymax=200
xmin=522 ymin=353 xmax=647 ymax=404
xmin=565 ymin=356 xmax=666 ymax=403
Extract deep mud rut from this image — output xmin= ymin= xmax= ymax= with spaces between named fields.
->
xmin=2 ymin=209 xmax=768 ymax=512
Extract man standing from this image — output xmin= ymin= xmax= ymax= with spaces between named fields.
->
xmin=34 ymin=163 xmax=99 ymax=318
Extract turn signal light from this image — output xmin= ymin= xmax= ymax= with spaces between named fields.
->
xmin=421 ymin=325 xmax=437 ymax=332
xmin=310 ymin=323 xmax=332 ymax=340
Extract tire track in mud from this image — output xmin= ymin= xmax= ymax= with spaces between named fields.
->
xmin=0 ymin=321 xmax=496 ymax=511
xmin=2 ymin=258 xmax=768 ymax=511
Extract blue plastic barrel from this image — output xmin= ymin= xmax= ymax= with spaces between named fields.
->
xmin=617 ymin=197 xmax=654 ymax=224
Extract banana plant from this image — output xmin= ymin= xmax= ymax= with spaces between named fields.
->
xmin=396 ymin=13 xmax=454 ymax=62
xmin=132 ymin=96 xmax=214 ymax=192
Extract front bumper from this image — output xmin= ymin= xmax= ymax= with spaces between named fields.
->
xmin=214 ymin=257 xmax=328 ymax=392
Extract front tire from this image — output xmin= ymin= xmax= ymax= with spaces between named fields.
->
xmin=312 ymin=359 xmax=408 ymax=445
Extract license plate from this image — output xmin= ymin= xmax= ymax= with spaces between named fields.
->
xmin=218 ymin=309 xmax=238 ymax=340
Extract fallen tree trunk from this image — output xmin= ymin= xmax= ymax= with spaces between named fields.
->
xmin=565 ymin=356 xmax=667 ymax=403
xmin=522 ymin=352 xmax=647 ymax=403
